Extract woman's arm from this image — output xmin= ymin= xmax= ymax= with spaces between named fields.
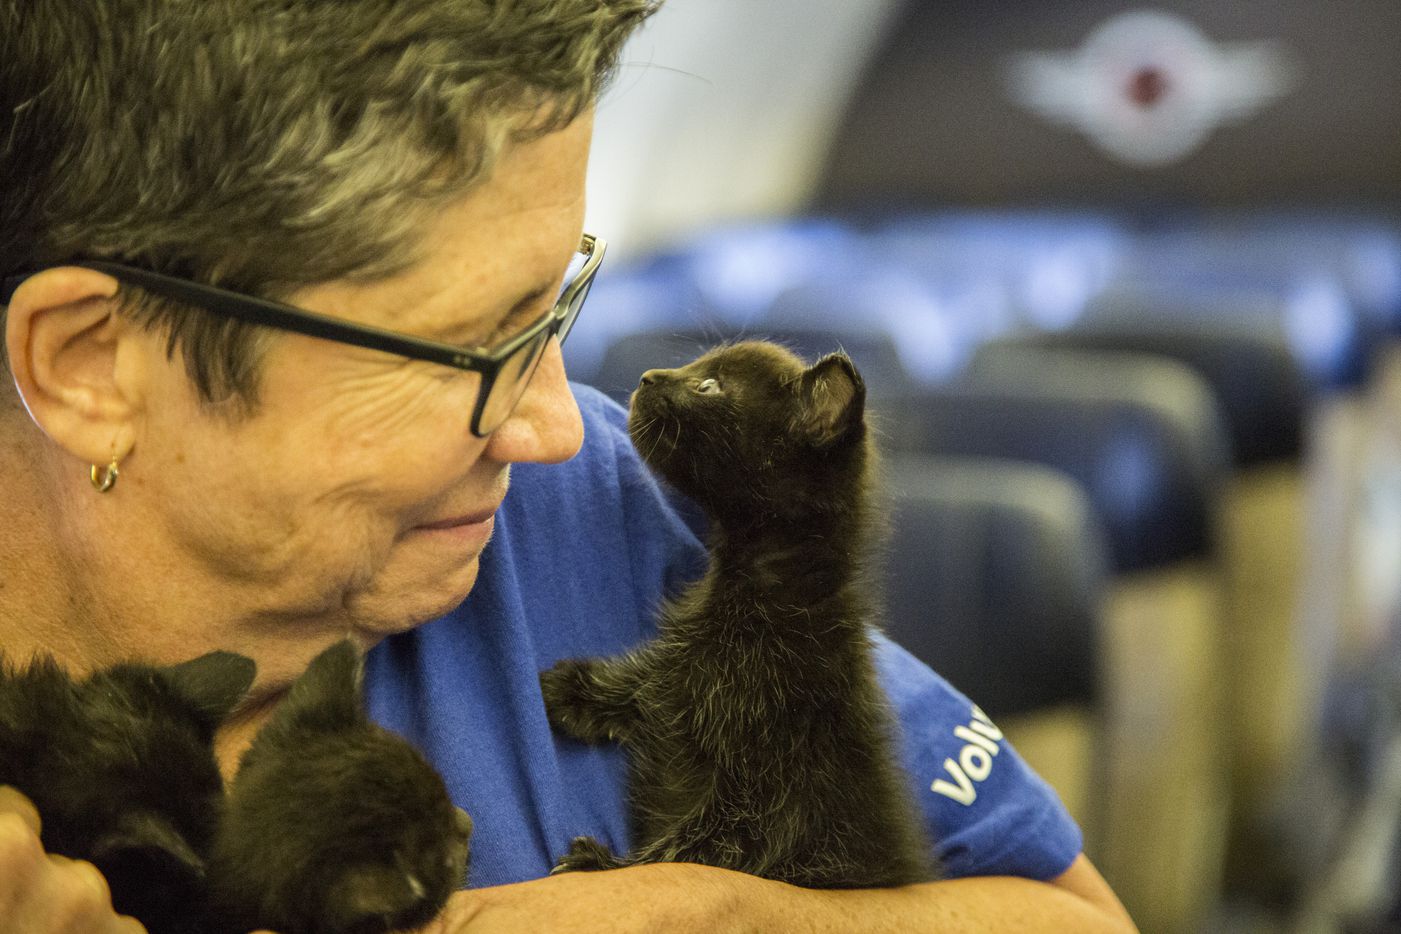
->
xmin=435 ymin=854 xmax=1137 ymax=933
xmin=0 ymin=787 xmax=147 ymax=934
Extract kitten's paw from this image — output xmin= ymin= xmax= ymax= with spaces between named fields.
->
xmin=540 ymin=660 xmax=606 ymax=740
xmin=539 ymin=658 xmax=591 ymax=708
xmin=538 ymin=659 xmax=587 ymax=719
xmin=551 ymin=836 xmax=626 ymax=873
xmin=540 ymin=658 xmax=641 ymax=744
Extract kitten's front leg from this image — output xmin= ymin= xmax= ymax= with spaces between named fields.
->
xmin=539 ymin=655 xmax=646 ymax=744
xmin=550 ymin=836 xmax=630 ymax=874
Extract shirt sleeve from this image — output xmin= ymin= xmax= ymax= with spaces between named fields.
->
xmin=874 ymin=633 xmax=1084 ymax=880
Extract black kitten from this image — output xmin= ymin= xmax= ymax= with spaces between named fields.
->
xmin=540 ymin=340 xmax=936 ymax=887
xmin=209 ymin=640 xmax=472 ymax=934
xmin=0 ymin=650 xmax=256 ymax=933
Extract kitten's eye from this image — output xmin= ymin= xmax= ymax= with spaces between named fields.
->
xmin=694 ymin=378 xmax=722 ymax=395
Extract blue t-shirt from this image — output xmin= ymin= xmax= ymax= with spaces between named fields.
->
xmin=364 ymin=385 xmax=1082 ymax=889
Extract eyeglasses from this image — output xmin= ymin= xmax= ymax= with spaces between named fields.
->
xmin=1 ymin=233 xmax=605 ymax=437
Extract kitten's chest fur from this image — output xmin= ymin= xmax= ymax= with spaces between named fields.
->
xmin=647 ymin=553 xmax=873 ymax=734
xmin=633 ymin=529 xmax=894 ymax=786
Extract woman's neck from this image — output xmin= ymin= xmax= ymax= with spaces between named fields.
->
xmin=0 ymin=428 xmax=228 ymax=674
xmin=214 ymin=690 xmax=289 ymax=781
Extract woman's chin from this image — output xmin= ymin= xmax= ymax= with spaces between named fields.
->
xmin=346 ymin=552 xmax=484 ymax=637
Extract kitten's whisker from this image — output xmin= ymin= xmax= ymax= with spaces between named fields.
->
xmin=646 ymin=415 xmax=675 ymax=463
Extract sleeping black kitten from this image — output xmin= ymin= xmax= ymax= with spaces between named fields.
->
xmin=209 ymin=639 xmax=472 ymax=934
xmin=0 ymin=649 xmax=256 ymax=933
xmin=540 ymin=340 xmax=936 ymax=887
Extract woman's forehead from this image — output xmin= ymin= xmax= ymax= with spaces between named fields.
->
xmin=291 ymin=118 xmax=592 ymax=340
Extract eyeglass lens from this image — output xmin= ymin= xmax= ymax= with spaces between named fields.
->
xmin=479 ymin=329 xmax=552 ymax=433
xmin=475 ymin=252 xmax=594 ymax=434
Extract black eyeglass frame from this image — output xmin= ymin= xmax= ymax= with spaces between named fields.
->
xmin=1 ymin=232 xmax=604 ymax=436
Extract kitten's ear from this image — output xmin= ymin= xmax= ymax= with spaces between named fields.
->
xmin=794 ymin=353 xmax=866 ymax=448
xmin=278 ymin=640 xmax=365 ymax=728
xmin=91 ymin=812 xmax=206 ymax=882
xmin=163 ymin=651 xmax=257 ymax=727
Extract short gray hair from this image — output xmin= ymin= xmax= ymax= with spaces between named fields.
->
xmin=1 ymin=0 xmax=658 ymax=408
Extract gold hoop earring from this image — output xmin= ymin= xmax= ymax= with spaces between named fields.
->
xmin=90 ymin=455 xmax=120 ymax=493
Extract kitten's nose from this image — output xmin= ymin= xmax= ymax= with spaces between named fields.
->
xmin=639 ymin=368 xmax=668 ymax=386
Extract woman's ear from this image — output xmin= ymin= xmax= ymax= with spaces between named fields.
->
xmin=5 ymin=267 xmax=145 ymax=464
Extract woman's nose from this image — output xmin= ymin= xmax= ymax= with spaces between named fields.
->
xmin=484 ymin=337 xmax=584 ymax=465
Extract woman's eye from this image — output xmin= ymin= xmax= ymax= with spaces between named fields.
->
xmin=695 ymin=378 xmax=722 ymax=395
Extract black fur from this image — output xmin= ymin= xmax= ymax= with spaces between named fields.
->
xmin=540 ymin=340 xmax=937 ymax=887
xmin=209 ymin=640 xmax=471 ymax=934
xmin=0 ymin=650 xmax=256 ymax=933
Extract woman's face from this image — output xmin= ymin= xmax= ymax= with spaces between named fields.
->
xmin=123 ymin=116 xmax=593 ymax=685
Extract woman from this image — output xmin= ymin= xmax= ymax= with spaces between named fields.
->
xmin=0 ymin=1 xmax=1134 ymax=930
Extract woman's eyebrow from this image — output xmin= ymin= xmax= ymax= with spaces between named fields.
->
xmin=431 ymin=281 xmax=552 ymax=346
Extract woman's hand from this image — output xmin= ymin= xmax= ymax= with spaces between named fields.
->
xmin=0 ymin=786 xmax=148 ymax=934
